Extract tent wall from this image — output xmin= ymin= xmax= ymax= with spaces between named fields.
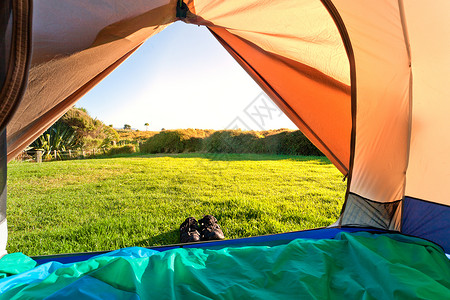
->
xmin=400 ymin=1 xmax=450 ymax=252
xmin=6 ymin=0 xmax=177 ymax=161
xmin=334 ymin=0 xmax=450 ymax=249
xmin=333 ymin=0 xmax=411 ymax=209
xmin=403 ymin=1 xmax=450 ymax=206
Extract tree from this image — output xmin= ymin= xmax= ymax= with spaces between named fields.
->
xmin=144 ymin=123 xmax=149 ymax=131
xmin=123 ymin=124 xmax=131 ymax=130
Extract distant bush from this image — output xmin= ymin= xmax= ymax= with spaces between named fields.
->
xmin=140 ymin=129 xmax=323 ymax=156
xmin=140 ymin=129 xmax=215 ymax=154
xmin=141 ymin=131 xmax=189 ymax=154
xmin=108 ymin=144 xmax=136 ymax=155
xmin=264 ymin=130 xmax=323 ymax=156
xmin=184 ymin=137 xmax=204 ymax=152
xmin=204 ymin=130 xmax=264 ymax=154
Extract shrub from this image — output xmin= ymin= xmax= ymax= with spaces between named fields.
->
xmin=262 ymin=131 xmax=284 ymax=154
xmin=140 ymin=129 xmax=323 ymax=156
xmin=140 ymin=130 xmax=190 ymax=153
xmin=140 ymin=129 xmax=214 ymax=154
xmin=101 ymin=125 xmax=120 ymax=149
xmin=268 ymin=130 xmax=323 ymax=156
xmin=108 ymin=144 xmax=136 ymax=155
xmin=204 ymin=130 xmax=264 ymax=154
xmin=184 ymin=137 xmax=204 ymax=152
xmin=30 ymin=122 xmax=78 ymax=160
xmin=83 ymin=137 xmax=103 ymax=150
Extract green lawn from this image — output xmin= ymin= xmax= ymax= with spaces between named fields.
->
xmin=6 ymin=153 xmax=346 ymax=256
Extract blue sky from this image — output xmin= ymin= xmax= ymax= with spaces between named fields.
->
xmin=76 ymin=22 xmax=296 ymax=131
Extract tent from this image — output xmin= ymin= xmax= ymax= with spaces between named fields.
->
xmin=0 ymin=0 xmax=449 ymax=296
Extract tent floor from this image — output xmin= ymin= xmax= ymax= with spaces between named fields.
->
xmin=0 ymin=228 xmax=447 ymax=299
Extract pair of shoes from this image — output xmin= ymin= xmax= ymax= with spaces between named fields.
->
xmin=179 ymin=215 xmax=225 ymax=243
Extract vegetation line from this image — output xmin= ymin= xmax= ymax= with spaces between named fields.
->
xmin=21 ymin=107 xmax=323 ymax=162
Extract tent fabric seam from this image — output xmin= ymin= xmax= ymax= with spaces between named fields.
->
xmin=404 ymin=196 xmax=450 ymax=208
xmin=397 ymin=0 xmax=413 ymax=233
xmin=347 ymin=192 xmax=402 ymax=205
xmin=318 ymin=0 xmax=357 ymax=225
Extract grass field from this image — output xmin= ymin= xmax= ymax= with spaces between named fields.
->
xmin=7 ymin=153 xmax=346 ymax=256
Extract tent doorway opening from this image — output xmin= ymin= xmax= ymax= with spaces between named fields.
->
xmin=6 ymin=22 xmax=347 ymax=256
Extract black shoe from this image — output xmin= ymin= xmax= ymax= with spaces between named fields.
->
xmin=198 ymin=215 xmax=225 ymax=241
xmin=180 ymin=217 xmax=201 ymax=243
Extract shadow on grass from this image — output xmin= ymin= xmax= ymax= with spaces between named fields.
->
xmin=88 ymin=152 xmax=331 ymax=163
xmin=174 ymin=153 xmax=329 ymax=162
xmin=135 ymin=229 xmax=179 ymax=247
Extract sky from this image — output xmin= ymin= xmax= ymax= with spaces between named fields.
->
xmin=76 ymin=22 xmax=296 ymax=131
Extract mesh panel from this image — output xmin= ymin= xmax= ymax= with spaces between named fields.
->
xmin=341 ymin=193 xmax=401 ymax=230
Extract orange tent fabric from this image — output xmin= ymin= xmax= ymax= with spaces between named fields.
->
xmin=1 ymin=0 xmax=449 ymax=252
